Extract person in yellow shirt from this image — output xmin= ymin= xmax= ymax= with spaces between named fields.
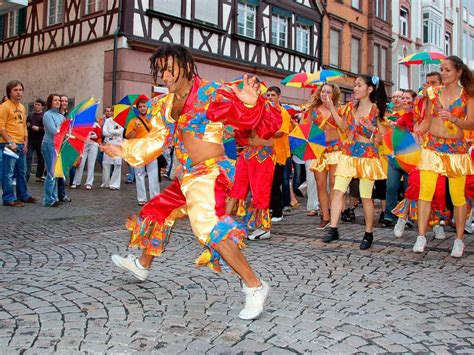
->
xmin=267 ymin=87 xmax=291 ymax=222
xmin=125 ymin=98 xmax=160 ymax=205
xmin=0 ymin=80 xmax=36 ymax=206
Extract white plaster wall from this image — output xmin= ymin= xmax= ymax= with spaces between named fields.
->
xmin=0 ymin=40 xmax=114 ymax=110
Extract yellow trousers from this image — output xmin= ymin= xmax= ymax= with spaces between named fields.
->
xmin=419 ymin=170 xmax=466 ymax=206
xmin=334 ymin=176 xmax=374 ymax=199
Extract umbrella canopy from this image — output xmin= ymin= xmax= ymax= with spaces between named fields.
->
xmin=289 ymin=123 xmax=326 ymax=160
xmin=306 ymin=69 xmax=345 ymax=85
xmin=398 ymin=51 xmax=446 ymax=65
xmin=54 ymin=101 xmax=99 ymax=178
xmin=282 ymin=104 xmax=303 ymax=117
xmin=282 ymin=69 xmax=344 ymax=88
xmin=383 ymin=126 xmax=421 ymax=173
xmin=114 ymin=94 xmax=150 ymax=129
xmin=281 ymin=72 xmax=321 ymax=88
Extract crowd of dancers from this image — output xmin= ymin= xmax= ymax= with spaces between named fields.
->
xmin=100 ymin=44 xmax=474 ymax=320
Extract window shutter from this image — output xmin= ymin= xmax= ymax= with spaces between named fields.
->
xmin=296 ymin=16 xmax=314 ymax=26
xmin=239 ymin=0 xmax=260 ymax=5
xmin=18 ymin=7 xmax=27 ymax=35
xmin=272 ymin=6 xmax=291 ymax=18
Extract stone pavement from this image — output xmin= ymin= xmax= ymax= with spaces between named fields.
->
xmin=0 ymin=178 xmax=473 ymax=354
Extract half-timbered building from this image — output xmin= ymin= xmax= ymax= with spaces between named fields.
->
xmin=0 ymin=1 xmax=323 ymax=107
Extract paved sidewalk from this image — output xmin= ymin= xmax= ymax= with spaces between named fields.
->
xmin=0 ymin=180 xmax=473 ymax=353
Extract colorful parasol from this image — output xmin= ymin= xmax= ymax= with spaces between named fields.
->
xmin=289 ymin=123 xmax=326 ymax=160
xmin=383 ymin=126 xmax=421 ymax=173
xmin=114 ymin=94 xmax=150 ymax=129
xmin=281 ymin=72 xmax=321 ymax=88
xmin=306 ymin=69 xmax=345 ymax=85
xmin=398 ymin=51 xmax=446 ymax=65
xmin=282 ymin=104 xmax=303 ymax=117
xmin=282 ymin=69 xmax=344 ymax=88
xmin=226 ymin=76 xmax=268 ymax=94
xmin=54 ymin=99 xmax=99 ymax=178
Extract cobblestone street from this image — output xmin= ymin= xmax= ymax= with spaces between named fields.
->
xmin=1 ymin=179 xmax=473 ymax=354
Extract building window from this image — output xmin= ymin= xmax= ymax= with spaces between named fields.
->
xmin=352 ymin=0 xmax=361 ymax=9
xmin=445 ymin=33 xmax=451 ymax=55
xmin=295 ymin=24 xmax=310 ymax=54
xmin=374 ymin=44 xmax=380 ymax=78
xmin=48 ymin=0 xmax=64 ymax=26
xmin=380 ymin=47 xmax=387 ymax=80
xmin=463 ymin=31 xmax=468 ymax=62
xmin=374 ymin=0 xmax=387 ymax=21
xmin=400 ymin=7 xmax=408 ymax=37
xmin=84 ymin=0 xmax=103 ymax=15
xmin=7 ymin=10 xmax=19 ymax=37
xmin=399 ymin=60 xmax=409 ymax=90
xmin=153 ymin=0 xmax=181 ymax=17
xmin=423 ymin=12 xmax=441 ymax=48
xmin=330 ymin=29 xmax=340 ymax=67
xmin=237 ymin=2 xmax=256 ymax=38
xmin=194 ymin=0 xmax=219 ymax=25
xmin=271 ymin=13 xmax=288 ymax=47
xmin=351 ymin=37 xmax=360 ymax=74
xmin=470 ymin=35 xmax=474 ymax=61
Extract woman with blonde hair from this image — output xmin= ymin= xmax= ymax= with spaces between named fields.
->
xmin=305 ymin=83 xmax=343 ymax=229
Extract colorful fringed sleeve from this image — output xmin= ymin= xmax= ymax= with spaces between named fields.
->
xmin=121 ymin=115 xmax=172 ymax=168
xmin=207 ymin=88 xmax=282 ymax=138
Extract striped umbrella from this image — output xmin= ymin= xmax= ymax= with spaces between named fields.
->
xmin=398 ymin=51 xmax=446 ymax=65
xmin=54 ymin=101 xmax=99 ymax=178
xmin=282 ymin=70 xmax=345 ymax=88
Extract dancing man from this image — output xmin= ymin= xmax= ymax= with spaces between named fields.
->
xmin=103 ymin=44 xmax=276 ymax=320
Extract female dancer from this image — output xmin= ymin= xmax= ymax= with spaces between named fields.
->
xmin=414 ymin=56 xmax=474 ymax=257
xmin=323 ymin=75 xmax=388 ymax=250
xmin=306 ymin=83 xmax=343 ymax=229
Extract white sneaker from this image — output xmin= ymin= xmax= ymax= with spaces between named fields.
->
xmin=464 ymin=220 xmax=473 ymax=234
xmin=271 ymin=216 xmax=283 ymax=223
xmin=248 ymin=229 xmax=271 ymax=240
xmin=111 ymin=254 xmax=149 ymax=281
xmin=238 ymin=280 xmax=270 ymax=320
xmin=413 ymin=235 xmax=427 ymax=253
xmin=394 ymin=218 xmax=407 ymax=238
xmin=70 ymin=184 xmax=77 ymax=189
xmin=433 ymin=224 xmax=446 ymax=240
xmin=450 ymin=239 xmax=465 ymax=258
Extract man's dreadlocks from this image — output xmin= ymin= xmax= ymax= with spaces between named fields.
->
xmin=150 ymin=44 xmax=199 ymax=84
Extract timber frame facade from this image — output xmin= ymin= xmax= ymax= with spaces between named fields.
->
xmin=0 ymin=0 xmax=119 ymax=61
xmin=125 ymin=0 xmax=323 ymax=75
xmin=0 ymin=1 xmax=323 ymax=105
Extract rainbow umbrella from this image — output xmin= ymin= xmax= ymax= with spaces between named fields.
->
xmin=114 ymin=94 xmax=150 ymax=129
xmin=281 ymin=72 xmax=321 ymax=88
xmin=383 ymin=126 xmax=421 ymax=173
xmin=398 ymin=51 xmax=446 ymax=65
xmin=226 ymin=76 xmax=268 ymax=94
xmin=306 ymin=69 xmax=345 ymax=85
xmin=289 ymin=123 xmax=326 ymax=160
xmin=282 ymin=104 xmax=303 ymax=117
xmin=54 ymin=101 xmax=99 ymax=178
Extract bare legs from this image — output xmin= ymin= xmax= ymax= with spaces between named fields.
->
xmin=315 ymin=170 xmax=330 ymax=220
xmin=315 ymin=165 xmax=337 ymax=221
xmin=214 ymin=239 xmax=261 ymax=287
xmin=138 ymin=240 xmax=261 ymax=288
xmin=330 ymin=190 xmax=345 ymax=228
xmin=361 ymin=198 xmax=374 ymax=233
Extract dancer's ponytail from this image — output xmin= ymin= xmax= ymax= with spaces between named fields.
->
xmin=359 ymin=75 xmax=387 ymax=120
xmin=445 ymin=55 xmax=474 ymax=97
